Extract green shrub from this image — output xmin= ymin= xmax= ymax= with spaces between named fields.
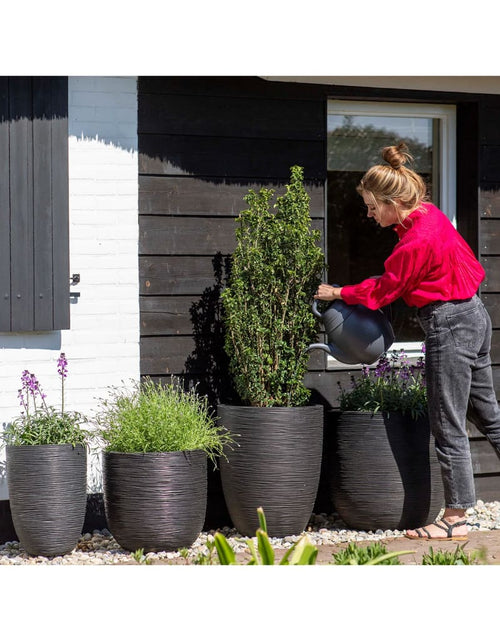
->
xmin=221 ymin=166 xmax=325 ymax=407
xmin=96 ymin=378 xmax=234 ymax=463
xmin=421 ymin=544 xmax=482 ymax=565
xmin=331 ymin=541 xmax=414 ymax=565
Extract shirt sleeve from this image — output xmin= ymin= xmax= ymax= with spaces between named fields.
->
xmin=341 ymin=237 xmax=426 ymax=310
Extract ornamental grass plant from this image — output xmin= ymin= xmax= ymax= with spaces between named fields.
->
xmin=96 ymin=378 xmax=233 ymax=465
xmin=221 ymin=165 xmax=325 ymax=407
xmin=2 ymin=353 xmax=90 ymax=447
xmin=338 ymin=348 xmax=427 ymax=420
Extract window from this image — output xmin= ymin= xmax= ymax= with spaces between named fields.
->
xmin=326 ymin=100 xmax=456 ymax=364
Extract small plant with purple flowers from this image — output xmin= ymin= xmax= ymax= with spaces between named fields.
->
xmin=3 ymin=353 xmax=90 ymax=446
xmin=337 ymin=347 xmax=427 ymax=419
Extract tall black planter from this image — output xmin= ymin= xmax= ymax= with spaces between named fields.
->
xmin=218 ymin=404 xmax=324 ymax=537
xmin=330 ymin=411 xmax=444 ymax=531
xmin=6 ymin=444 xmax=87 ymax=556
xmin=102 ymin=450 xmax=207 ymax=553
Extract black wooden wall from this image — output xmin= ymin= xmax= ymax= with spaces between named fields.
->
xmin=138 ymin=76 xmax=500 ymax=503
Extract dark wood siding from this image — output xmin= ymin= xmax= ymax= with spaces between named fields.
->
xmin=0 ymin=77 xmax=69 ymax=332
xmin=138 ymin=77 xmax=500 ymax=503
xmin=138 ymin=77 xmax=327 ymax=407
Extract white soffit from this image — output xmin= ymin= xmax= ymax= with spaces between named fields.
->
xmin=260 ymin=77 xmax=500 ymax=95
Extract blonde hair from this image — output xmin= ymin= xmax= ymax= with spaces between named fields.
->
xmin=357 ymin=143 xmax=428 ymax=221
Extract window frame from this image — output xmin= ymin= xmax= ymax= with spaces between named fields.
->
xmin=325 ymin=99 xmax=457 ymax=368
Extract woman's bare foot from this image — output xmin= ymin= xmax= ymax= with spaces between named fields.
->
xmin=405 ymin=509 xmax=468 ymax=541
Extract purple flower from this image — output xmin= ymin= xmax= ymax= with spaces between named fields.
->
xmin=57 ymin=353 xmax=68 ymax=379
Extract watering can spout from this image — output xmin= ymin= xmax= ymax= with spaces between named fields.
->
xmin=306 ymin=343 xmax=334 ymax=356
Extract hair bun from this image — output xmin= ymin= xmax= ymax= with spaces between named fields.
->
xmin=382 ymin=142 xmax=413 ymax=170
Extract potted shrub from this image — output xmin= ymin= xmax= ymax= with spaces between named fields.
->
xmin=96 ymin=378 xmax=233 ymax=553
xmin=3 ymin=354 xmax=90 ymax=557
xmin=330 ymin=348 xmax=444 ymax=531
xmin=218 ymin=165 xmax=326 ymax=537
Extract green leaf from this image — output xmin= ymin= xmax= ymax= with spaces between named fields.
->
xmin=213 ymin=532 xmax=237 ymax=565
xmin=256 ymin=529 xmax=275 ymax=565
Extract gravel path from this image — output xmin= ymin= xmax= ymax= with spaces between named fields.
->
xmin=1 ymin=500 xmax=499 ymax=565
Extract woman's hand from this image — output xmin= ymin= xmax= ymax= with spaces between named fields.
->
xmin=314 ymin=283 xmax=343 ymax=301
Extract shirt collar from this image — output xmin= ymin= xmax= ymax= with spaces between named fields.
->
xmin=393 ymin=206 xmax=425 ymax=239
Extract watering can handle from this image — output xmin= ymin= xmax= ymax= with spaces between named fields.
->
xmin=311 ymin=299 xmax=323 ymax=320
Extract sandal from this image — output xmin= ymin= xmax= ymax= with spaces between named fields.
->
xmin=404 ymin=518 xmax=468 ymax=542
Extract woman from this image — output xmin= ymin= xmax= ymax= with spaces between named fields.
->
xmin=315 ymin=142 xmax=500 ymax=541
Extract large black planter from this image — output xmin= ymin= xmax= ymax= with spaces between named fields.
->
xmin=6 ymin=444 xmax=87 ymax=556
xmin=330 ymin=411 xmax=444 ymax=531
xmin=218 ymin=404 xmax=324 ymax=537
xmin=102 ymin=450 xmax=207 ymax=553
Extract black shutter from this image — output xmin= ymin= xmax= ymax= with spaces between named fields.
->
xmin=0 ymin=76 xmax=69 ymax=332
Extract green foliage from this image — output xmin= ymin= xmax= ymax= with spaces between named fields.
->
xmin=331 ymin=541 xmax=414 ymax=565
xmin=221 ymin=166 xmax=325 ymax=407
xmin=96 ymin=377 xmax=234 ymax=464
xmin=213 ymin=507 xmax=319 ymax=565
xmin=3 ymin=354 xmax=90 ymax=447
xmin=338 ymin=349 xmax=427 ymax=419
xmin=421 ymin=544 xmax=483 ymax=565
xmin=131 ymin=548 xmax=152 ymax=565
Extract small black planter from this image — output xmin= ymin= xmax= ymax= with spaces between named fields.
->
xmin=102 ymin=450 xmax=207 ymax=553
xmin=330 ymin=411 xmax=444 ymax=531
xmin=218 ymin=404 xmax=324 ymax=537
xmin=6 ymin=444 xmax=87 ymax=556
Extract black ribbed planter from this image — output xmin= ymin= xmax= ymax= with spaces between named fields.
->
xmin=218 ymin=404 xmax=324 ymax=537
xmin=6 ymin=444 xmax=87 ymax=556
xmin=330 ymin=411 xmax=444 ymax=531
xmin=102 ymin=450 xmax=207 ymax=553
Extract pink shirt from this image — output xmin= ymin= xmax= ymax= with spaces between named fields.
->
xmin=341 ymin=202 xmax=485 ymax=310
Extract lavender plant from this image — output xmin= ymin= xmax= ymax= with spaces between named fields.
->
xmin=3 ymin=353 xmax=89 ymax=446
xmin=337 ymin=348 xmax=427 ymax=419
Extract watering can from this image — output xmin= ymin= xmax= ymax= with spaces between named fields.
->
xmin=307 ymin=298 xmax=395 ymax=365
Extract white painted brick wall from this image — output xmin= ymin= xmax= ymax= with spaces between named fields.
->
xmin=0 ymin=76 xmax=140 ymax=497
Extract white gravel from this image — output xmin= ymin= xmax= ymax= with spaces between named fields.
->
xmin=1 ymin=499 xmax=498 ymax=565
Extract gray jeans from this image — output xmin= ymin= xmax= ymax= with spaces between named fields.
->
xmin=417 ymin=295 xmax=500 ymax=509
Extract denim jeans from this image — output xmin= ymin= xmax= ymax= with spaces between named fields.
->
xmin=417 ymin=295 xmax=500 ymax=509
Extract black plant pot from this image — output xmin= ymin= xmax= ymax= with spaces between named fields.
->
xmin=330 ymin=411 xmax=444 ymax=531
xmin=6 ymin=444 xmax=87 ymax=556
xmin=218 ymin=404 xmax=324 ymax=537
xmin=102 ymin=450 xmax=207 ymax=553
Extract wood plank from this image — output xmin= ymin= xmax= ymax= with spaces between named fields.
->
xmin=139 ymin=176 xmax=326 ymax=218
xmin=0 ymin=78 xmax=10 ymax=330
xmin=471 ymin=438 xmax=500 ymax=474
xmin=138 ymin=93 xmax=325 ymax=140
xmin=50 ymin=77 xmax=70 ymax=330
xmin=32 ymin=77 xmax=54 ymax=330
xmin=480 ymin=218 xmax=500 ymax=254
xmin=480 ymin=146 xmax=500 ymax=183
xmin=480 ymin=185 xmax=500 ymax=218
xmin=473 ymin=475 xmax=500 ymax=502
xmin=138 ymin=76 xmax=326 ymax=101
xmin=140 ymin=255 xmax=232 ymax=296
xmin=479 ymin=101 xmax=500 ymax=144
xmin=482 ymin=294 xmax=500 ymax=328
xmin=140 ymin=335 xmax=197 ymax=376
xmin=481 ymin=257 xmax=500 ymax=292
xmin=139 ymin=215 xmax=323 ymax=256
xmin=140 ymin=296 xmax=200 ymax=336
xmin=138 ymin=134 xmax=325 ymax=180
xmin=9 ymin=77 xmax=34 ymax=331
xmin=489 ymin=330 xmax=500 ymax=363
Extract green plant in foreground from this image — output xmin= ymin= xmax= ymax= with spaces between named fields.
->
xmin=96 ymin=377 xmax=234 ymax=464
xmin=213 ymin=507 xmax=318 ymax=565
xmin=421 ymin=543 xmax=484 ymax=565
xmin=3 ymin=353 xmax=90 ymax=447
xmin=331 ymin=541 xmax=415 ymax=565
xmin=132 ymin=548 xmax=152 ymax=565
xmin=221 ymin=165 xmax=325 ymax=407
